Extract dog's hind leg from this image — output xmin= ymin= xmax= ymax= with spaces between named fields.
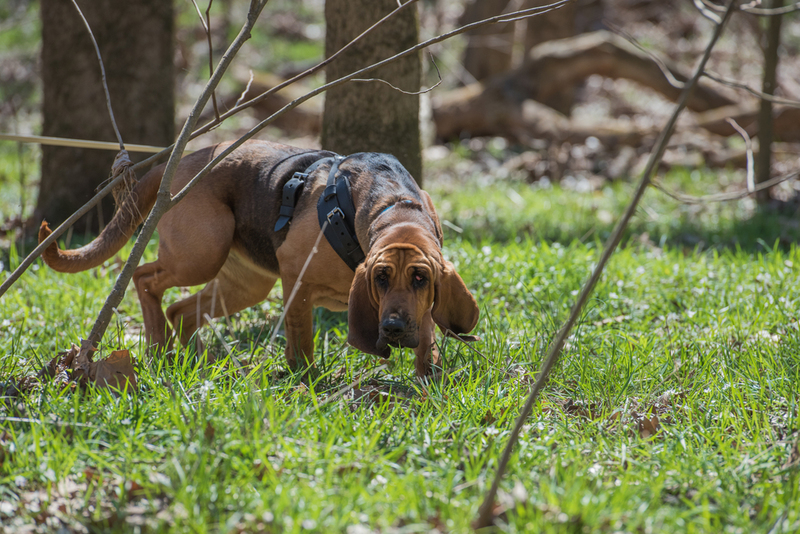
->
xmin=133 ymin=260 xmax=178 ymax=349
xmin=166 ymin=254 xmax=278 ymax=345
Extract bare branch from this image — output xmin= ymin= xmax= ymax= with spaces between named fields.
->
xmin=606 ymin=22 xmax=685 ymax=90
xmin=726 ymin=118 xmax=755 ymax=191
xmin=742 ymin=0 xmax=800 ymax=14
xmin=351 ymin=52 xmax=444 ymax=95
xmin=235 ymin=70 xmax=255 ymax=108
xmin=473 ymin=0 xmax=738 ymax=529
xmin=703 ymin=70 xmax=800 ymax=108
xmin=190 ymin=0 xmax=221 ymax=122
xmin=68 ymin=0 xmax=124 ymax=149
xmin=651 ymin=169 xmax=799 ymax=204
xmin=693 ymin=0 xmax=723 ymax=23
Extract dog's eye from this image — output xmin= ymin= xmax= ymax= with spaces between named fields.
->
xmin=412 ymin=273 xmax=427 ymax=289
xmin=375 ymin=272 xmax=389 ymax=287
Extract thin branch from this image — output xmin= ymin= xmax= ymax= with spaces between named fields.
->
xmin=189 ymin=0 xmax=221 ymax=122
xmin=651 ymin=169 xmax=799 ymax=204
xmin=693 ymin=0 xmax=723 ymax=23
xmin=351 ymin=52 xmax=443 ymax=95
xmin=726 ymin=118 xmax=755 ymax=191
xmin=473 ymin=0 xmax=738 ymax=529
xmin=703 ymin=70 xmax=800 ymax=108
xmin=741 ymin=0 xmax=800 ymax=14
xmin=68 ymin=0 xmax=124 ymax=149
xmin=235 ymin=70 xmax=255 ymax=108
xmin=607 ymin=22 xmax=685 ymax=90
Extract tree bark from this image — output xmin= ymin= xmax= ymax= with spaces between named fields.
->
xmin=322 ymin=0 xmax=422 ymax=183
xmin=755 ymin=0 xmax=784 ymax=203
xmin=460 ymin=0 xmax=514 ymax=81
xmin=38 ymin=0 xmax=174 ymax=233
xmin=522 ymin=0 xmax=578 ymax=114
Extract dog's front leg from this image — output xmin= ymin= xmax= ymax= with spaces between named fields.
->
xmin=413 ymin=310 xmax=439 ymax=377
xmin=280 ymin=278 xmax=316 ymax=378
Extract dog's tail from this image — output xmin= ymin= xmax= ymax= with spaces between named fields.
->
xmin=38 ymin=163 xmax=163 ymax=273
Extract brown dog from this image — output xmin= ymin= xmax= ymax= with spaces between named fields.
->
xmin=39 ymin=140 xmax=479 ymax=376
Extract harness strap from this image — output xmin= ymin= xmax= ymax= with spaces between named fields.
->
xmin=274 ymin=157 xmax=334 ymax=232
xmin=317 ymin=156 xmax=366 ymax=272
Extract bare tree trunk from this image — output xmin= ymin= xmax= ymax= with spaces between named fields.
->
xmin=37 ymin=0 xmax=174 ymax=233
xmin=755 ymin=0 xmax=784 ymax=204
xmin=522 ymin=0 xmax=579 ymax=114
xmin=460 ymin=0 xmax=514 ymax=81
xmin=322 ymin=0 xmax=422 ymax=183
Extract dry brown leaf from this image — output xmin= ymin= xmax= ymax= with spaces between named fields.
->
xmin=89 ymin=350 xmax=137 ymax=392
xmin=637 ymin=413 xmax=660 ymax=439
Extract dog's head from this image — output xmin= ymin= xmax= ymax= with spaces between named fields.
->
xmin=347 ymin=226 xmax=479 ymax=357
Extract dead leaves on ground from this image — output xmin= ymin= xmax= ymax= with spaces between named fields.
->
xmin=14 ymin=340 xmax=137 ymax=396
xmin=547 ymin=393 xmax=686 ymax=440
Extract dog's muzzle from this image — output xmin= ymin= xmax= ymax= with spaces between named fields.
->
xmin=377 ymin=314 xmax=419 ymax=350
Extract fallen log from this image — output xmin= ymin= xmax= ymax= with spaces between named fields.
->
xmin=432 ymin=30 xmax=735 ymax=142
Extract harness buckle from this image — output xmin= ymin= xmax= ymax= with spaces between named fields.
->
xmin=327 ymin=207 xmax=345 ymax=222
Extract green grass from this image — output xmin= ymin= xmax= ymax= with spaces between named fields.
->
xmin=2 ymin=156 xmax=800 ymax=532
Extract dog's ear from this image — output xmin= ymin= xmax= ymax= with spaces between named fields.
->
xmin=347 ymin=262 xmax=390 ymax=357
xmin=419 ymin=190 xmax=443 ymax=245
xmin=432 ymin=260 xmax=479 ymax=336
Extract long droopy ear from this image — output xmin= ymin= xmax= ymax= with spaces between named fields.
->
xmin=431 ymin=260 xmax=479 ymax=336
xmin=348 ymin=262 xmax=390 ymax=357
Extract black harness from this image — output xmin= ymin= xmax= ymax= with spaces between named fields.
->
xmin=273 ymin=154 xmax=366 ymax=272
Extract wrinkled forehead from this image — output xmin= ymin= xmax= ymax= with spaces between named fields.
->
xmin=372 ymin=244 xmax=437 ymax=271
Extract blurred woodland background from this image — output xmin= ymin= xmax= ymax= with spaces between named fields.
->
xmin=1 ymin=0 xmax=799 ymax=248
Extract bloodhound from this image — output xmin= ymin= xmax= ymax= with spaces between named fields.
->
xmin=39 ymin=140 xmax=479 ymax=377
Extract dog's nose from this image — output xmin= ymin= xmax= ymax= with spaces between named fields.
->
xmin=380 ymin=317 xmax=406 ymax=339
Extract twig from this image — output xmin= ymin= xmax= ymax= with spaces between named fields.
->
xmin=351 ymin=52 xmax=443 ymax=95
xmin=703 ymin=70 xmax=800 ymax=108
xmin=740 ymin=0 xmax=800 ymax=15
xmin=235 ymin=70 xmax=255 ymax=108
xmin=651 ymin=169 xmax=799 ymax=204
xmin=473 ymin=0 xmax=738 ymax=529
xmin=68 ymin=0 xmax=124 ymax=150
xmin=725 ymin=118 xmax=755 ymax=191
xmin=190 ymin=0 xmax=221 ymax=122
xmin=606 ymin=23 xmax=685 ymax=90
xmin=693 ymin=0 xmax=723 ymax=23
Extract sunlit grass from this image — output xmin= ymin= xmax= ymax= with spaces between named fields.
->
xmin=2 ymin=153 xmax=799 ymax=532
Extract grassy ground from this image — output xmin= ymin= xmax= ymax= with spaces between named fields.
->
xmin=1 ymin=148 xmax=799 ymax=532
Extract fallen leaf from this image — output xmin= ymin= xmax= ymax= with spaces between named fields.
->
xmin=90 ymin=350 xmax=137 ymax=392
xmin=637 ymin=413 xmax=660 ymax=439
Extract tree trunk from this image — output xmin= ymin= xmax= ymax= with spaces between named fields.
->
xmin=38 ymin=0 xmax=174 ymax=233
xmin=522 ymin=0 xmax=579 ymax=114
xmin=322 ymin=0 xmax=422 ymax=183
xmin=755 ymin=0 xmax=784 ymax=203
xmin=460 ymin=0 xmax=514 ymax=81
